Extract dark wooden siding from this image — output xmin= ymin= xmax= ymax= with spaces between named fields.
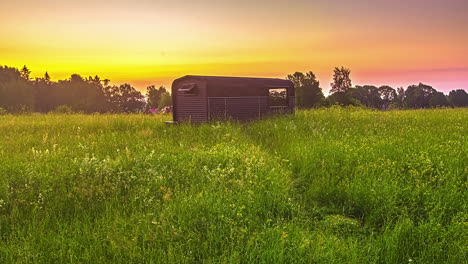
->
xmin=208 ymin=97 xmax=269 ymax=121
xmin=289 ymin=96 xmax=295 ymax=113
xmin=172 ymin=76 xmax=295 ymax=123
xmin=174 ymin=79 xmax=207 ymax=124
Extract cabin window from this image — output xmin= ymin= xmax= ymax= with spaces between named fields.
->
xmin=178 ymin=83 xmax=197 ymax=95
xmin=269 ymin=88 xmax=288 ymax=108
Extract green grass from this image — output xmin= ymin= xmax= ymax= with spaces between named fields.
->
xmin=0 ymin=108 xmax=467 ymax=263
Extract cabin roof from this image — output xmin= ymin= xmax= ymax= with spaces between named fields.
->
xmin=173 ymin=75 xmax=294 ymax=89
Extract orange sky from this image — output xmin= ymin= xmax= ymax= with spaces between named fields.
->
xmin=1 ymin=0 xmax=467 ymax=93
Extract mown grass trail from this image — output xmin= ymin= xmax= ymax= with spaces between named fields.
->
xmin=0 ymin=108 xmax=467 ymax=263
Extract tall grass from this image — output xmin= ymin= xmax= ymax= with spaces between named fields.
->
xmin=0 ymin=108 xmax=466 ymax=263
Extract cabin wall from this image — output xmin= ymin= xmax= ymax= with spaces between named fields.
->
xmin=207 ymin=96 xmax=269 ymax=121
xmin=173 ymin=78 xmax=207 ymax=124
xmin=207 ymin=86 xmax=295 ymax=121
xmin=172 ymin=76 xmax=295 ymax=123
xmin=289 ymin=96 xmax=295 ymax=113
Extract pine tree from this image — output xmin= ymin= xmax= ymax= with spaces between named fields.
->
xmin=44 ymin=72 xmax=50 ymax=81
xmin=20 ymin=65 xmax=31 ymax=80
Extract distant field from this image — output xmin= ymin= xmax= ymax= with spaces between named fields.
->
xmin=0 ymin=108 xmax=467 ymax=263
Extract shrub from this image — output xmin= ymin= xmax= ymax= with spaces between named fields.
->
xmin=50 ymin=105 xmax=73 ymax=114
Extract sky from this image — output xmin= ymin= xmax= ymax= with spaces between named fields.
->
xmin=1 ymin=0 xmax=467 ymax=93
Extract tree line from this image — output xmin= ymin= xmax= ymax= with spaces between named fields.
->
xmin=0 ymin=65 xmax=171 ymax=114
xmin=288 ymin=67 xmax=468 ymax=109
xmin=1 ymin=65 xmax=467 ymax=114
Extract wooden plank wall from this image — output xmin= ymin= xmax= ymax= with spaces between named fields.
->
xmin=174 ymin=79 xmax=208 ymax=124
xmin=208 ymin=97 xmax=269 ymax=121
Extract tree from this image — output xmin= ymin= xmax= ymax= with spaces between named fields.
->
xmin=105 ymin=83 xmax=145 ymax=113
xmin=146 ymin=85 xmax=168 ymax=110
xmin=378 ymin=85 xmax=397 ymax=109
xmin=119 ymin=84 xmax=145 ymax=112
xmin=429 ymin=92 xmax=450 ymax=108
xmin=330 ymin=67 xmax=352 ymax=94
xmin=51 ymin=74 xmax=108 ymax=113
xmin=0 ymin=66 xmax=34 ymax=112
xmin=448 ymin=89 xmax=468 ymax=107
xmin=158 ymin=92 xmax=172 ymax=109
xmin=102 ymin=85 xmax=121 ymax=112
xmin=287 ymin=71 xmax=324 ymax=108
xmin=396 ymin=87 xmax=405 ymax=108
xmin=1 ymin=65 xmax=151 ymax=113
xmin=44 ymin=72 xmax=50 ymax=82
xmin=404 ymin=83 xmax=438 ymax=108
xmin=288 ymin=71 xmax=318 ymax=87
xmin=326 ymin=90 xmax=361 ymax=106
xmin=351 ymin=85 xmax=382 ymax=108
xmin=33 ymin=74 xmax=55 ymax=112
xmin=20 ymin=65 xmax=31 ymax=80
xmin=87 ymin=75 xmax=102 ymax=86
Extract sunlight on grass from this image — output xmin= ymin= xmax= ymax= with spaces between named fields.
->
xmin=0 ymin=108 xmax=466 ymax=263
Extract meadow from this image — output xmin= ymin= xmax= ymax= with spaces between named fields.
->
xmin=0 ymin=108 xmax=466 ymax=263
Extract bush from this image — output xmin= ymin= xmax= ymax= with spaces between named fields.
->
xmin=0 ymin=107 xmax=7 ymax=115
xmin=50 ymin=105 xmax=73 ymax=114
xmin=326 ymin=91 xmax=362 ymax=107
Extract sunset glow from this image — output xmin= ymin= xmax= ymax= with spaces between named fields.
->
xmin=2 ymin=0 xmax=467 ymax=93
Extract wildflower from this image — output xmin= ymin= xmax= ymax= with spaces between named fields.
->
xmin=148 ymin=108 xmax=158 ymax=114
xmin=281 ymin=232 xmax=288 ymax=239
xmin=160 ymin=187 xmax=172 ymax=200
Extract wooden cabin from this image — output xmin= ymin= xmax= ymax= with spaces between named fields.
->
xmin=171 ymin=75 xmax=295 ymax=124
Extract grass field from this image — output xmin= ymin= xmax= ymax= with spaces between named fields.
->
xmin=0 ymin=108 xmax=467 ymax=263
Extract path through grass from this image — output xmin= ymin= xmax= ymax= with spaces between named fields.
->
xmin=0 ymin=108 xmax=466 ymax=263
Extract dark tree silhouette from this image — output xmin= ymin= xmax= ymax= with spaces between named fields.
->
xmin=44 ymin=72 xmax=51 ymax=82
xmin=103 ymin=84 xmax=145 ymax=113
xmin=117 ymin=84 xmax=145 ymax=112
xmin=396 ymin=87 xmax=406 ymax=108
xmin=404 ymin=83 xmax=438 ymax=108
xmin=351 ymin=85 xmax=382 ymax=108
xmin=0 ymin=66 xmax=34 ymax=112
xmin=287 ymin=71 xmax=324 ymax=108
xmin=33 ymin=75 xmax=55 ymax=112
xmin=146 ymin=85 xmax=169 ymax=110
xmin=448 ymin=89 xmax=468 ymax=107
xmin=325 ymin=90 xmax=358 ymax=106
xmin=1 ymin=65 xmax=467 ymax=113
xmin=330 ymin=67 xmax=352 ymax=94
xmin=378 ymin=86 xmax=397 ymax=109
xmin=429 ymin=92 xmax=450 ymax=107
xmin=51 ymin=74 xmax=108 ymax=113
xmin=102 ymin=85 xmax=121 ymax=112
xmin=158 ymin=92 xmax=172 ymax=109
xmin=20 ymin=65 xmax=31 ymax=80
